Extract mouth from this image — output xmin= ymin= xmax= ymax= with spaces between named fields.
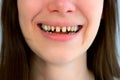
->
xmin=37 ymin=24 xmax=83 ymax=34
xmin=37 ymin=23 xmax=83 ymax=41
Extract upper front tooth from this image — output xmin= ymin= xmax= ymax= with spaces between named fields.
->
xmin=71 ymin=26 xmax=74 ymax=32
xmin=56 ymin=27 xmax=60 ymax=32
xmin=47 ymin=26 xmax=51 ymax=31
xmin=51 ymin=26 xmax=55 ymax=31
xmin=67 ymin=26 xmax=71 ymax=31
xmin=42 ymin=24 xmax=78 ymax=33
xmin=62 ymin=27 xmax=67 ymax=32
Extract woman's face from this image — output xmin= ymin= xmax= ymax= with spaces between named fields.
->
xmin=18 ymin=0 xmax=104 ymax=64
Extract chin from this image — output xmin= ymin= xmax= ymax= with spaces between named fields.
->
xmin=37 ymin=49 xmax=85 ymax=65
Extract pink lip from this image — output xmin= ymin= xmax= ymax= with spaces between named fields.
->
xmin=37 ymin=23 xmax=83 ymax=42
xmin=37 ymin=21 xmax=83 ymax=27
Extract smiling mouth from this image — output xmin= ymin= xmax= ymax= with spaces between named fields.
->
xmin=37 ymin=24 xmax=83 ymax=34
xmin=37 ymin=23 xmax=83 ymax=41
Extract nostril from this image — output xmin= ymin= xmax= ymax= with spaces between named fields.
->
xmin=67 ymin=10 xmax=73 ymax=13
xmin=51 ymin=10 xmax=73 ymax=13
xmin=52 ymin=10 xmax=59 ymax=12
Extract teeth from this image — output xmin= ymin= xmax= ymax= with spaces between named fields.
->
xmin=62 ymin=27 xmax=67 ymax=32
xmin=67 ymin=26 xmax=71 ymax=32
xmin=42 ymin=25 xmax=48 ymax=31
xmin=41 ymin=24 xmax=80 ymax=33
xmin=51 ymin=26 xmax=55 ymax=31
xmin=47 ymin=26 xmax=51 ymax=31
xmin=71 ymin=26 xmax=74 ymax=32
xmin=56 ymin=27 xmax=60 ymax=32
xmin=74 ymin=26 xmax=78 ymax=32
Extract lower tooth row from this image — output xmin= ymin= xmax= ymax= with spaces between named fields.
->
xmin=41 ymin=25 xmax=79 ymax=33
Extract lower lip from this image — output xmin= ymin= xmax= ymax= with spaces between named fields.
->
xmin=38 ymin=26 xmax=82 ymax=42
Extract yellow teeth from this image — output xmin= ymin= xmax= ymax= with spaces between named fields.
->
xmin=51 ymin=26 xmax=55 ymax=31
xmin=56 ymin=27 xmax=60 ymax=32
xmin=67 ymin=26 xmax=71 ymax=32
xmin=41 ymin=24 xmax=79 ymax=33
xmin=42 ymin=25 xmax=48 ymax=31
xmin=71 ymin=26 xmax=74 ymax=32
xmin=47 ymin=26 xmax=51 ymax=31
xmin=62 ymin=27 xmax=67 ymax=32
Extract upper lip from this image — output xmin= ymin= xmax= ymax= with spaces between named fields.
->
xmin=37 ymin=21 xmax=83 ymax=27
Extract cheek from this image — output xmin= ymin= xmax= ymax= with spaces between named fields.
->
xmin=76 ymin=0 xmax=103 ymax=34
xmin=75 ymin=0 xmax=103 ymax=48
xmin=17 ymin=0 xmax=44 ymax=23
xmin=76 ymin=0 xmax=103 ymax=21
xmin=17 ymin=0 xmax=45 ymax=38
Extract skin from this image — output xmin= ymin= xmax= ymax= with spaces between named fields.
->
xmin=17 ymin=0 xmax=104 ymax=80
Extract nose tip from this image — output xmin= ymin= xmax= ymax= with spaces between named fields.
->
xmin=48 ymin=0 xmax=76 ymax=15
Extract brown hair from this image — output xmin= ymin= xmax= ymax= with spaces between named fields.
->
xmin=0 ymin=0 xmax=120 ymax=80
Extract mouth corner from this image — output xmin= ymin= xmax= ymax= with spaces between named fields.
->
xmin=37 ymin=23 xmax=42 ymax=27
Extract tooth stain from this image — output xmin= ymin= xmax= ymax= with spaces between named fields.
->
xmin=41 ymin=24 xmax=79 ymax=34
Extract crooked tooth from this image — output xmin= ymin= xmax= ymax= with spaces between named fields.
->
xmin=51 ymin=26 xmax=55 ymax=31
xmin=67 ymin=26 xmax=71 ymax=32
xmin=56 ymin=27 xmax=60 ymax=32
xmin=62 ymin=27 xmax=67 ymax=32
xmin=42 ymin=25 xmax=48 ymax=31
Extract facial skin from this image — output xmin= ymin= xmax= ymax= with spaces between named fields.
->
xmin=18 ymin=0 xmax=103 ymax=65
